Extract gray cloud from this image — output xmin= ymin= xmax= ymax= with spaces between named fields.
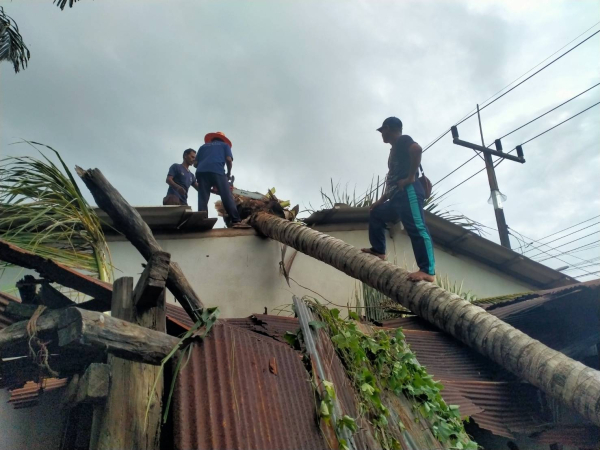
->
xmin=1 ymin=0 xmax=599 ymax=278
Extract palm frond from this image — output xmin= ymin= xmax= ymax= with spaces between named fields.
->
xmin=53 ymin=0 xmax=83 ymax=11
xmin=0 ymin=141 xmax=112 ymax=282
xmin=0 ymin=7 xmax=30 ymax=73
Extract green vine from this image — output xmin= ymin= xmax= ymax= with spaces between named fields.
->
xmin=307 ymin=300 xmax=477 ymax=450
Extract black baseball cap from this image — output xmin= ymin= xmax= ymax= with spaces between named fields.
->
xmin=377 ymin=117 xmax=403 ymax=132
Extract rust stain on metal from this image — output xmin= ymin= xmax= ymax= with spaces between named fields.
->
xmin=172 ymin=322 xmax=327 ymax=450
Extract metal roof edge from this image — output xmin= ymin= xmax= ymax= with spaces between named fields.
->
xmin=302 ymin=207 xmax=578 ymax=289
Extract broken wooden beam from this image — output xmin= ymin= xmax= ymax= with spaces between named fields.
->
xmin=75 ymin=167 xmax=204 ymax=322
xmin=0 ymin=306 xmax=178 ymax=365
xmin=0 ymin=239 xmax=112 ymax=304
xmin=133 ymin=251 xmax=170 ymax=308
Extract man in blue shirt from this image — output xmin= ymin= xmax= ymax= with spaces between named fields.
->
xmin=163 ymin=148 xmax=198 ymax=206
xmin=362 ymin=117 xmax=436 ymax=282
xmin=195 ymin=131 xmax=247 ymax=228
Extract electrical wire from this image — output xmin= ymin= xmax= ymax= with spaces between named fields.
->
xmin=432 ymin=83 xmax=600 ymax=188
xmin=454 ymin=29 xmax=600 ymax=128
xmin=528 ymin=214 xmax=600 ymax=243
xmin=526 ymin=230 xmax=600 ymax=259
xmin=522 ymin=221 xmax=600 ymax=254
xmin=507 ymin=230 xmax=599 ymax=277
xmin=508 ymin=226 xmax=600 ymax=266
xmin=421 ymin=21 xmax=600 ymax=154
xmin=535 ymin=239 xmax=600 ymax=264
xmin=436 ymin=101 xmax=600 ymax=200
xmin=356 ymin=26 xmax=600 ymax=206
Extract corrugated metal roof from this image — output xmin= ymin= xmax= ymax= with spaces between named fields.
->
xmin=8 ymin=378 xmax=68 ymax=409
xmin=0 ymin=291 xmax=20 ymax=330
xmin=172 ymin=322 xmax=328 ymax=450
xmin=167 ymin=303 xmax=595 ymax=445
xmin=381 ymin=320 xmax=547 ymax=439
xmin=166 ymin=304 xmax=300 ymax=344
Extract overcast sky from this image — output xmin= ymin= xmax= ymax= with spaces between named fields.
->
xmin=2 ymin=0 xmax=599 ymax=280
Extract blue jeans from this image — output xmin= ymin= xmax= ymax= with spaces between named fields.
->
xmin=369 ymin=183 xmax=435 ymax=275
xmin=196 ymin=172 xmax=241 ymax=222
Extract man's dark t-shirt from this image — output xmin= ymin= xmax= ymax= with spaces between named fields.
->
xmin=195 ymin=141 xmax=233 ymax=174
xmin=166 ymin=163 xmax=196 ymax=205
xmin=384 ymin=135 xmax=416 ymax=198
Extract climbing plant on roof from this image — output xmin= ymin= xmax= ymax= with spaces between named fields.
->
xmin=307 ymin=299 xmax=478 ymax=450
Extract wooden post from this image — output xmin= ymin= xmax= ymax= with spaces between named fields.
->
xmin=91 ymin=277 xmax=166 ymax=450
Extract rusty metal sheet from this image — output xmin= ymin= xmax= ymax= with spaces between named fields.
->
xmin=172 ymin=322 xmax=328 ymax=450
xmin=8 ymin=378 xmax=68 ymax=409
xmin=226 ymin=315 xmax=299 ymax=344
xmin=382 ymin=317 xmax=547 ymax=439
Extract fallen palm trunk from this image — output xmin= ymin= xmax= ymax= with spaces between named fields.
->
xmin=75 ymin=167 xmax=204 ymax=322
xmin=250 ymin=212 xmax=600 ymax=426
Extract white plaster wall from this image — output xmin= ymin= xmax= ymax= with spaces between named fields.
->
xmin=0 ymin=389 xmax=67 ymax=450
xmin=102 ymin=226 xmax=534 ymax=318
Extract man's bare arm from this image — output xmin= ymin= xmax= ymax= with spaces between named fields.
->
xmin=396 ymin=143 xmax=422 ymax=190
xmin=166 ymin=176 xmax=186 ymax=195
xmin=226 ymin=156 xmax=233 ymax=176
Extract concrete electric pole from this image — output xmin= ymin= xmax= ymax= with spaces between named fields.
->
xmin=451 ymin=106 xmax=526 ymax=249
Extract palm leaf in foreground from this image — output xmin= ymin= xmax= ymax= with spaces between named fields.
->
xmin=0 ymin=141 xmax=112 ymax=282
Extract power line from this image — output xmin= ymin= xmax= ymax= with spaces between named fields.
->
xmin=573 ymin=270 xmax=600 ymax=278
xmin=436 ymin=101 xmax=600 ymax=200
xmin=506 ymin=226 xmax=600 ymax=266
xmin=507 ymin=230 xmax=600 ymax=277
xmin=529 ymin=214 xmax=600 ymax=243
xmin=520 ymin=101 xmax=600 ymax=147
xmin=494 ymin=82 xmax=600 ymax=142
xmin=432 ymin=83 xmax=600 ymax=188
xmin=421 ymin=21 xmax=600 ymax=154
xmin=522 ymin=220 xmax=600 ymax=254
xmin=535 ymin=239 xmax=600 ymax=264
xmin=454 ymin=29 xmax=600 ymax=128
xmin=527 ymin=230 xmax=600 ymax=259
xmin=358 ymin=25 xmax=600 ymax=205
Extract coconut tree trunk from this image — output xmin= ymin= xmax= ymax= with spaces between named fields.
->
xmin=250 ymin=212 xmax=600 ymax=426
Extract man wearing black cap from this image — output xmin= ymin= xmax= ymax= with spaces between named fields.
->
xmin=361 ymin=117 xmax=436 ymax=282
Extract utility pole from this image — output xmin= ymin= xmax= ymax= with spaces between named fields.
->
xmin=451 ymin=106 xmax=526 ymax=249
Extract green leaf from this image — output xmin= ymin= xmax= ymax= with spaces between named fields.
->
xmin=338 ymin=415 xmax=358 ymax=433
xmin=319 ymin=400 xmax=330 ymax=418
xmin=361 ymin=383 xmax=375 ymax=396
xmin=309 ymin=320 xmax=326 ymax=331
xmin=323 ymin=380 xmax=336 ymax=399
xmin=348 ymin=311 xmax=360 ymax=321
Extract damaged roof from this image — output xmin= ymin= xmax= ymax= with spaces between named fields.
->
xmin=165 ymin=278 xmax=599 ymax=446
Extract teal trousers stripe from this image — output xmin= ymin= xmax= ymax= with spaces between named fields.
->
xmin=406 ymin=185 xmax=435 ymax=274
